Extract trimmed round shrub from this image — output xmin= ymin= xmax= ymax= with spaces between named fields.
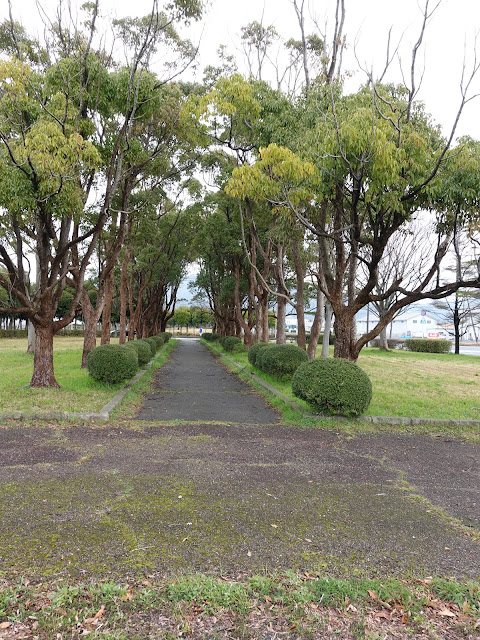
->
xmin=87 ymin=344 xmax=138 ymax=384
xmin=138 ymin=338 xmax=155 ymax=357
xmin=159 ymin=332 xmax=172 ymax=343
xmin=255 ymin=344 xmax=276 ymax=369
xmin=222 ymin=336 xmax=246 ymax=353
xmin=404 ymin=338 xmax=451 ymax=353
xmin=247 ymin=342 xmax=271 ymax=366
xmin=145 ymin=336 xmax=159 ymax=353
xmin=122 ymin=342 xmax=139 ymax=367
xmin=202 ymin=332 xmax=221 ymax=342
xmin=258 ymin=343 xmax=308 ymax=378
xmin=152 ymin=335 xmax=165 ymax=348
xmin=292 ymin=358 xmax=372 ymax=417
xmin=126 ymin=340 xmax=151 ymax=366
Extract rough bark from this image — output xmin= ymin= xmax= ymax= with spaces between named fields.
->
xmin=321 ymin=301 xmax=333 ymax=358
xmin=276 ymin=296 xmax=287 ymax=344
xmin=101 ymin=269 xmax=115 ymax=344
xmin=307 ymin=290 xmax=324 ymax=359
xmin=333 ymin=310 xmax=358 ymax=361
xmin=30 ymin=323 xmax=59 ymax=388
xmin=291 ymin=240 xmax=306 ymax=350
xmin=27 ymin=320 xmax=36 ymax=354
xmin=81 ymin=291 xmax=99 ymax=368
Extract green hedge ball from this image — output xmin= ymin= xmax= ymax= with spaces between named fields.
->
xmin=87 ymin=344 xmax=138 ymax=384
xmin=292 ymin=357 xmax=372 ymax=417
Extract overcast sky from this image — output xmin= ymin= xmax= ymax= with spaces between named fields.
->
xmin=5 ymin=0 xmax=480 ymax=139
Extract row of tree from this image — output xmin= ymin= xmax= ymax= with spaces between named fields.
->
xmin=1 ymin=0 xmax=480 ymax=387
xmin=0 ymin=0 xmax=205 ymax=385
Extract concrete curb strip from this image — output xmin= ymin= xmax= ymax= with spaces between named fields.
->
xmin=0 ymin=342 xmax=171 ymax=423
xmin=208 ymin=342 xmax=480 ymax=429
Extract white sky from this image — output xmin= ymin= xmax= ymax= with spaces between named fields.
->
xmin=5 ymin=0 xmax=480 ymax=139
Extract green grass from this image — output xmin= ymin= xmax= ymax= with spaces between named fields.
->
xmin=358 ymin=347 xmax=480 ymax=420
xmin=0 ymin=337 xmax=173 ymax=415
xmin=206 ymin=340 xmax=480 ymax=426
xmin=0 ymin=573 xmax=478 ymax=639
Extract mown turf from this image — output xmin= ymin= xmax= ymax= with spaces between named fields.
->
xmin=0 ymin=337 xmax=123 ymax=413
xmin=0 ymin=337 xmax=175 ymax=415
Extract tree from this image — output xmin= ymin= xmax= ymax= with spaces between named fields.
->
xmin=227 ymin=82 xmax=480 ymax=362
xmin=0 ymin=0 xmax=204 ymax=385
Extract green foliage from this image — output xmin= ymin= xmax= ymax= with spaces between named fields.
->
xmin=159 ymin=332 xmax=172 ymax=342
xmin=404 ymin=339 xmax=452 ymax=353
xmin=292 ymin=358 xmax=373 ymax=416
xmin=124 ymin=340 xmax=152 ymax=367
xmin=256 ymin=343 xmax=308 ymax=378
xmin=247 ymin=342 xmax=271 ymax=366
xmin=139 ymin=338 xmax=156 ymax=357
xmin=221 ymin=336 xmax=246 ymax=353
xmin=87 ymin=344 xmax=138 ymax=384
xmin=145 ymin=336 xmax=159 ymax=353
xmin=255 ymin=344 xmax=275 ymax=369
xmin=202 ymin=332 xmax=221 ymax=342
xmin=153 ymin=334 xmax=166 ymax=348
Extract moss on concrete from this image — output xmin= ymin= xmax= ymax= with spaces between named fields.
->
xmin=1 ymin=473 xmax=478 ymax=580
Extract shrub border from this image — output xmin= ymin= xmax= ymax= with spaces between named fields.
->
xmin=0 ymin=340 xmax=175 ymax=423
xmin=205 ymin=341 xmax=480 ymax=429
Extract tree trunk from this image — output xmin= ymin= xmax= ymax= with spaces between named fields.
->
xmin=453 ymin=295 xmax=460 ymax=354
xmin=379 ymin=326 xmax=390 ymax=350
xmin=307 ymin=290 xmax=324 ymax=359
xmin=233 ymin=256 xmax=253 ymax=347
xmin=101 ymin=269 xmax=115 ymax=345
xmin=81 ymin=292 xmax=98 ymax=368
xmin=291 ymin=240 xmax=306 ymax=350
xmin=119 ymin=253 xmax=128 ymax=344
xmin=261 ymin=299 xmax=269 ymax=342
xmin=321 ymin=301 xmax=333 ymax=358
xmin=27 ymin=320 xmax=36 ymax=354
xmin=30 ymin=323 xmax=59 ymax=388
xmin=333 ymin=309 xmax=358 ymax=361
xmin=276 ymin=296 xmax=287 ymax=344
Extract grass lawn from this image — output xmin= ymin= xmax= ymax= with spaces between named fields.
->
xmin=208 ymin=343 xmax=480 ymax=422
xmin=358 ymin=348 xmax=480 ymax=420
xmin=0 ymin=337 xmax=131 ymax=414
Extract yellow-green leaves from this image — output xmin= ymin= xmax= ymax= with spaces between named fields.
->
xmin=24 ymin=122 xmax=100 ymax=176
xmin=0 ymin=57 xmax=34 ymax=123
xmin=227 ymin=144 xmax=317 ymax=213
xmin=207 ymin=74 xmax=261 ymax=120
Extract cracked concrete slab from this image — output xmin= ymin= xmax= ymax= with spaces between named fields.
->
xmin=0 ymin=422 xmax=478 ymax=580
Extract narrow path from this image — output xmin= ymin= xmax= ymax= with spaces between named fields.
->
xmin=136 ymin=338 xmax=279 ymax=423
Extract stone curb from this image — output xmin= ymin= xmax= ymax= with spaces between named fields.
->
xmin=0 ymin=342 xmax=173 ymax=423
xmin=206 ymin=342 xmax=480 ymax=429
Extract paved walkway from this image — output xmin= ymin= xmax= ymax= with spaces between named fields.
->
xmin=136 ymin=339 xmax=279 ymax=423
